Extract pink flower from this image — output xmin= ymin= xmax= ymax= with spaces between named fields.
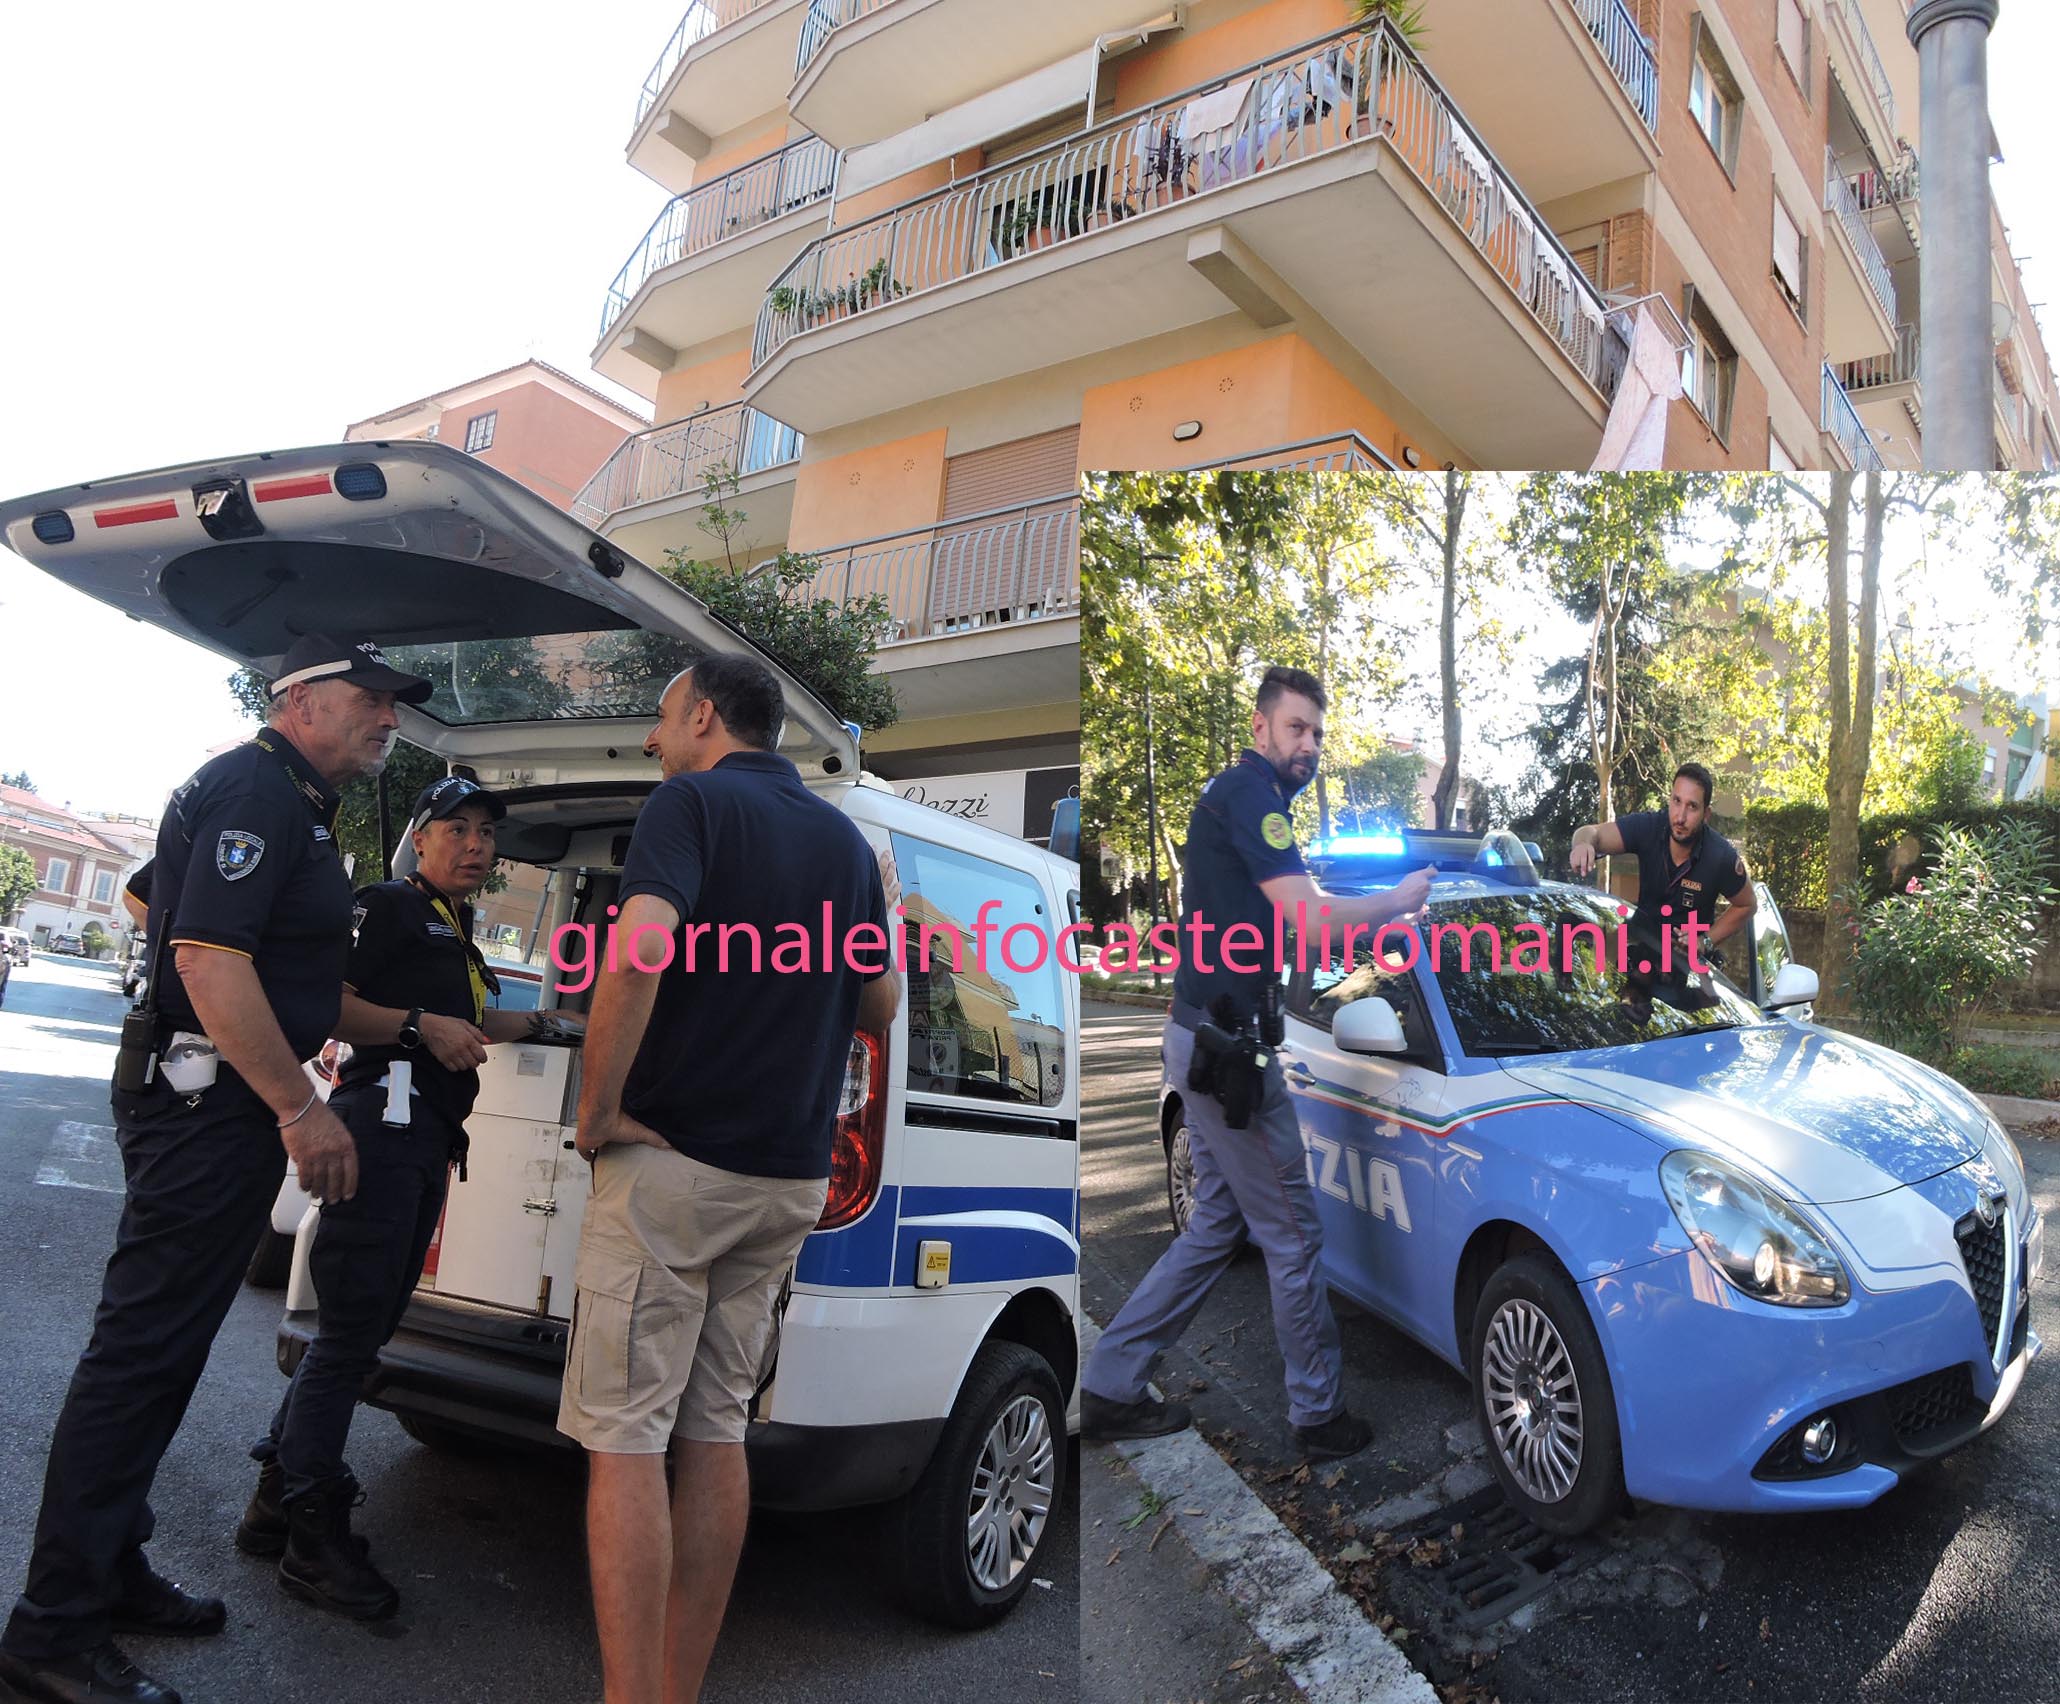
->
xmin=1905 ymin=878 xmax=1922 ymax=894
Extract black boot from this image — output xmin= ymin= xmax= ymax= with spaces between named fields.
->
xmin=109 ymin=1558 xmax=225 ymax=1638
xmin=234 ymin=1457 xmax=287 ymax=1556
xmin=0 ymin=1641 xmax=182 ymax=1704
xmin=276 ymin=1477 xmax=399 ymax=1621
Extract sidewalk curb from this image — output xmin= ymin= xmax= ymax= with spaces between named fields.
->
xmin=1980 ymin=1091 xmax=2060 ymax=1129
xmin=1084 ymin=1321 xmax=1438 ymax=1704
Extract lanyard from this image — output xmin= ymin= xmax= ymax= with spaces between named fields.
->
xmin=409 ymin=875 xmax=487 ymax=1027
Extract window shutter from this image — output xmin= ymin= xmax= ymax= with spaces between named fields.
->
xmin=930 ymin=427 xmax=1081 ymax=633
xmin=1777 ymin=0 xmax=1806 ymax=76
xmin=941 ymin=425 xmax=1081 ymax=518
xmin=1571 ymin=245 xmax=1603 ymax=288
xmin=1772 ymin=198 xmax=1802 ymax=300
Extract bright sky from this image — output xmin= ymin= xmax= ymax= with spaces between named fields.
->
xmin=1 ymin=3 xmax=2055 ymax=821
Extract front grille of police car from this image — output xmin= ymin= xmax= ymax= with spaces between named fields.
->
xmin=1955 ymin=1210 xmax=2008 ymax=1344
xmin=1887 ymin=1365 xmax=1981 ymax=1449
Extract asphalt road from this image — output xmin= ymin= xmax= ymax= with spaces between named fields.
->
xmin=1082 ymin=1000 xmax=2060 ymax=1704
xmin=0 ymin=957 xmax=1077 ymax=1704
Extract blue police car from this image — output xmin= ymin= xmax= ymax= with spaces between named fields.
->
xmin=1158 ymin=828 xmax=2042 ymax=1534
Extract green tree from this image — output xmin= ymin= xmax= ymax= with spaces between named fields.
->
xmin=0 ymin=771 xmax=33 ymax=792
xmin=1336 ymin=746 xmax=1427 ymax=828
xmin=81 ymin=921 xmax=114 ymax=959
xmin=0 ymin=844 xmax=36 ymax=922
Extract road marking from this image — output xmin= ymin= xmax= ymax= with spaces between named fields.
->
xmin=1085 ymin=1318 xmax=1438 ymax=1704
xmin=36 ymin=1121 xmax=124 ymax=1194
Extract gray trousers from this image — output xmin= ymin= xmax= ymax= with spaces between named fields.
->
xmin=1085 ymin=1019 xmax=1344 ymax=1429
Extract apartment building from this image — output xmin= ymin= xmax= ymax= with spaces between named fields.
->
xmin=344 ymin=360 xmax=648 ymax=513
xmin=576 ymin=0 xmax=2050 ymax=830
xmin=0 ymin=786 xmax=142 ymax=946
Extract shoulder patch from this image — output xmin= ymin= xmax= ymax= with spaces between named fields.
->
xmin=1734 ymin=853 xmax=1746 ymax=876
xmin=216 ymin=830 xmax=265 ymax=881
xmin=1260 ymin=812 xmax=1294 ymax=851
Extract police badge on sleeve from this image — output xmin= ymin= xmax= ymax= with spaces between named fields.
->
xmin=217 ymin=830 xmax=266 ymax=881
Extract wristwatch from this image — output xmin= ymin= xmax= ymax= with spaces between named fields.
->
xmin=397 ymin=1008 xmax=424 ymax=1050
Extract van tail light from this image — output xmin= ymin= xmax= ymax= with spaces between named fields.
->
xmin=818 ymin=1028 xmax=887 ymax=1231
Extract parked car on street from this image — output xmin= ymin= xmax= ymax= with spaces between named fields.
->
xmin=48 ymin=932 xmax=83 ymax=956
xmin=1157 ymin=829 xmax=2040 ymax=1534
xmin=3 ymin=440 xmax=1081 ymax=1629
xmin=2 ymin=928 xmax=29 ymax=967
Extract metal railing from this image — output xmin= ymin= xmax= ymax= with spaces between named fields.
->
xmin=1829 ymin=0 xmax=1899 ymax=141
xmin=1825 ymin=146 xmax=1898 ymax=326
xmin=1183 ymin=432 xmax=1399 ymax=473
xmin=1848 ymin=150 xmax=1920 ymax=216
xmin=769 ymin=493 xmax=1079 ymax=647
xmin=1822 ymin=362 xmax=1885 ymax=471
xmin=1569 ymin=0 xmax=1659 ymax=131
xmin=796 ymin=0 xmax=889 ymax=78
xmin=755 ymin=21 xmax=1620 ymax=400
xmin=637 ymin=1 xmax=783 ymax=126
xmin=570 ymin=403 xmax=802 ymax=527
xmin=600 ymin=136 xmax=838 ymax=342
xmin=1836 ymin=323 xmax=1919 ymax=393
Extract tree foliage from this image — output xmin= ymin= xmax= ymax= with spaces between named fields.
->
xmin=0 ymin=771 xmax=33 ymax=792
xmin=0 ymin=844 xmax=37 ymax=922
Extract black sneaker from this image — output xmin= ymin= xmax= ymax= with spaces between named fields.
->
xmin=234 ymin=1457 xmax=287 ymax=1557
xmin=0 ymin=1641 xmax=183 ymax=1704
xmin=276 ymin=1476 xmax=400 ymax=1622
xmin=1292 ymin=1409 xmax=1373 ymax=1461
xmin=109 ymin=1562 xmax=225 ymax=1639
xmin=1081 ymin=1390 xmax=1193 ymax=1441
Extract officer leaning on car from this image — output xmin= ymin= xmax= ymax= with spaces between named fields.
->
xmin=1568 ymin=761 xmax=1756 ymax=975
xmin=1081 ymin=665 xmax=1434 ymax=1462
xmin=0 ymin=634 xmax=431 ymax=1704
xmin=233 ymin=774 xmax=582 ymax=1622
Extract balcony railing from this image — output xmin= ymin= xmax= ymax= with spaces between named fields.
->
xmin=1829 ymin=0 xmax=1899 ymax=140
xmin=1184 ymin=432 xmax=1399 ymax=474
xmin=1848 ymin=150 xmax=1919 ymax=216
xmin=637 ymin=1 xmax=783 ymax=126
xmin=571 ymin=402 xmax=802 ymax=528
xmin=755 ymin=21 xmax=1620 ymax=400
xmin=1836 ymin=323 xmax=1919 ymax=394
xmin=1825 ymin=147 xmax=1898 ymax=326
xmin=773 ymin=493 xmax=1079 ymax=647
xmin=795 ymin=0 xmax=888 ymax=78
xmin=600 ymin=136 xmax=838 ymax=342
xmin=1822 ymin=362 xmax=1885 ymax=471
xmin=1569 ymin=0 xmax=1659 ymax=131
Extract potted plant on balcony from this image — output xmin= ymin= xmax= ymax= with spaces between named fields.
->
xmin=1350 ymin=0 xmax=1428 ymax=45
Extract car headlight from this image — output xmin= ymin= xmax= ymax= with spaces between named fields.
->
xmin=1983 ymin=1119 xmax=2029 ymax=1197
xmin=1659 ymin=1150 xmax=1850 ymax=1307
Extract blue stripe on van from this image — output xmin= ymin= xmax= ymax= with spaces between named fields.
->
xmin=795 ymin=1185 xmax=899 ymax=1288
xmin=899 ymin=1185 xmax=1076 ymax=1225
xmin=896 ymin=1223 xmax=1078 ymax=1288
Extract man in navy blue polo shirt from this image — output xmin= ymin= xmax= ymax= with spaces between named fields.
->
xmin=560 ymin=653 xmax=897 ymax=1704
xmin=1569 ymin=761 xmax=1756 ymax=974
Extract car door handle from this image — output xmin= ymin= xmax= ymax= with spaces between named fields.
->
xmin=1283 ymin=1062 xmax=1316 ymax=1089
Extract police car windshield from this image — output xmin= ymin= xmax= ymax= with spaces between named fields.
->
xmin=1423 ymin=889 xmax=1766 ymax=1060
xmin=379 ymin=630 xmax=708 ymax=727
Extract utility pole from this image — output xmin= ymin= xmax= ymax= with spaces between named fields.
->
xmin=1135 ymin=541 xmax=1178 ymax=987
xmin=1908 ymin=0 xmax=2001 ymax=470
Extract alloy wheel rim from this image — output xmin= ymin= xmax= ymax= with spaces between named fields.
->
xmin=966 ymin=1394 xmax=1056 ymax=1591
xmin=1481 ymin=1297 xmax=1585 ymax=1504
xmin=1170 ymin=1126 xmax=1196 ymax=1232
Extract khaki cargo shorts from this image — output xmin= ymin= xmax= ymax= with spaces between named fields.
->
xmin=557 ymin=1142 xmax=827 ymax=1453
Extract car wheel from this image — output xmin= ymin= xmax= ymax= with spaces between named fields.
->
xmin=1470 ymin=1251 xmax=1624 ymax=1537
xmin=1165 ymin=1110 xmax=1197 ymax=1237
xmin=244 ymin=1227 xmax=295 ymax=1289
xmin=887 ymin=1340 xmax=1065 ymax=1628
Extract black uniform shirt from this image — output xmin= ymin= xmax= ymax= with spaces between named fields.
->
xmin=616 ymin=751 xmax=888 ymax=1181
xmin=334 ymin=875 xmax=494 ymax=1132
xmin=1172 ymin=748 xmax=1307 ymax=1024
xmin=153 ymin=731 xmax=352 ymax=1105
xmin=1615 ymin=810 xmax=1748 ymax=935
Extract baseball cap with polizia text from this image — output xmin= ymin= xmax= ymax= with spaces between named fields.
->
xmin=268 ymin=634 xmax=434 ymax=705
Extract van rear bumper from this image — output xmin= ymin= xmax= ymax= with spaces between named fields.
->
xmin=279 ymin=1298 xmax=943 ymax=1510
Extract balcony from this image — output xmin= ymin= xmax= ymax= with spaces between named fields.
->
xmin=1844 ymin=147 xmax=1919 ymax=270
xmin=630 ymin=0 xmax=811 ymax=192
xmin=751 ymin=22 xmax=1631 ymax=469
xmin=789 ymin=0 xmax=1171 ymax=152
xmin=1186 ymin=431 xmax=1399 ymax=473
xmin=1824 ymin=0 xmax=1901 ymax=155
xmin=594 ymin=136 xmax=838 ymax=396
xmin=1823 ymin=147 xmax=1898 ymax=360
xmin=1418 ymin=0 xmax=1660 ymax=203
xmin=782 ymin=492 xmax=1077 ymax=652
xmin=1821 ymin=362 xmax=1885 ymax=472
xmin=1834 ymin=324 xmax=1921 ymax=469
xmin=570 ymin=403 xmax=803 ymax=563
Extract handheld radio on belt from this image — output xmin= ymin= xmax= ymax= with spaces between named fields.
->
xmin=113 ymin=926 xmax=174 ymax=1094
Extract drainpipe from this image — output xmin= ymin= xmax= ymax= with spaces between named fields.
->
xmin=1907 ymin=0 xmax=2000 ymax=471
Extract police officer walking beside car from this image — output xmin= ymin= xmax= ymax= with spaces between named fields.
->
xmin=0 ymin=635 xmax=432 ymax=1704
xmin=231 ymin=773 xmax=583 ymax=1622
xmin=1081 ymin=665 xmax=1434 ymax=1461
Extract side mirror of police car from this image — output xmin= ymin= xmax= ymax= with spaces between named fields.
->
xmin=1765 ymin=963 xmax=1819 ymax=1011
xmin=1334 ymin=997 xmax=1408 ymax=1055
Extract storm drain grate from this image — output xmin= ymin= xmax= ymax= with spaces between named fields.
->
xmin=1392 ymin=1485 xmax=1591 ymax=1631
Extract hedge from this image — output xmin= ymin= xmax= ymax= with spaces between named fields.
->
xmin=1738 ymin=800 xmax=2060 ymax=910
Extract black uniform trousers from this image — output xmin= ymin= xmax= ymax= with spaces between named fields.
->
xmin=2 ymin=1082 xmax=285 ymax=1661
xmin=255 ymin=1086 xmax=455 ymax=1503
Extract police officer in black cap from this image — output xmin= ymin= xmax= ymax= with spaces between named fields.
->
xmin=1569 ymin=761 xmax=1757 ymax=975
xmin=0 ymin=635 xmax=432 ymax=1704
xmin=232 ymin=775 xmax=579 ymax=1620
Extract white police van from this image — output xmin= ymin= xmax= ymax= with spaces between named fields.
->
xmin=0 ymin=442 xmax=1080 ymax=1627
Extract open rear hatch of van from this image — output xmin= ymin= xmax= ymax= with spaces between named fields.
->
xmin=0 ymin=440 xmax=858 ymax=784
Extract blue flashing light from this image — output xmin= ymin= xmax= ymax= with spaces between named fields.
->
xmin=334 ymin=463 xmax=387 ymax=501
xmin=31 ymin=511 xmax=74 ymax=545
xmin=1321 ymin=832 xmax=1406 ymax=856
